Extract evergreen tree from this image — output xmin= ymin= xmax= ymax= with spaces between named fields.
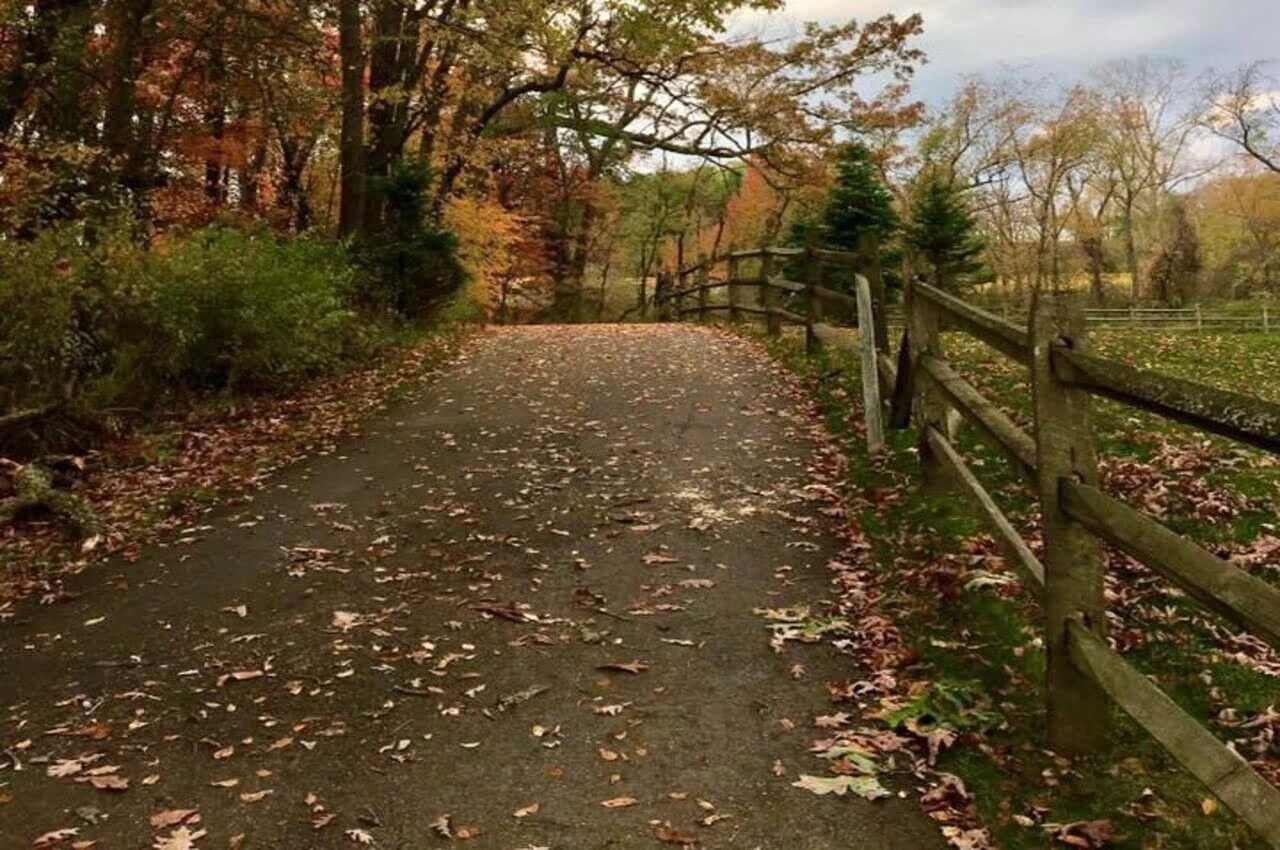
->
xmin=822 ymin=143 xmax=899 ymax=249
xmin=905 ymin=178 xmax=986 ymax=289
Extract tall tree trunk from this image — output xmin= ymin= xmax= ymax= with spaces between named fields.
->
xmin=337 ymin=0 xmax=366 ymax=238
xmin=1122 ymin=197 xmax=1139 ymax=304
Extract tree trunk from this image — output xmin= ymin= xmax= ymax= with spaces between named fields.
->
xmin=337 ymin=0 xmax=366 ymax=238
xmin=1122 ymin=197 xmax=1139 ymax=304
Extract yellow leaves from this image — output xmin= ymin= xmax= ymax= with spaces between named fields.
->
xmin=443 ymin=197 xmax=525 ymax=319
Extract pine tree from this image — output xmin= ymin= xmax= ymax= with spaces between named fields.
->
xmin=905 ymin=178 xmax=986 ymax=289
xmin=822 ymin=143 xmax=899 ymax=249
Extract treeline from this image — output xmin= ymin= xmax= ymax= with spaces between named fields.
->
xmin=0 ymin=0 xmax=928 ymax=419
xmin=601 ymin=59 xmax=1280 ymax=309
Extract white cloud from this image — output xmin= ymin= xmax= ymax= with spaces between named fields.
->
xmin=732 ymin=0 xmax=1278 ymax=105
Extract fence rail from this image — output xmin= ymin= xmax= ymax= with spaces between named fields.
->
xmin=884 ymin=304 xmax=1276 ymax=333
xmin=660 ymin=248 xmax=1280 ymax=846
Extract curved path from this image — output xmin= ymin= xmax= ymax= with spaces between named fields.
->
xmin=0 ymin=325 xmax=941 ymax=849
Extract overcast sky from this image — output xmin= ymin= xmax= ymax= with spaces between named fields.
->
xmin=741 ymin=0 xmax=1277 ymax=105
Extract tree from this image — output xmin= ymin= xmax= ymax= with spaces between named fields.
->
xmin=1092 ymin=59 xmax=1203 ymax=303
xmin=1205 ymin=62 xmax=1280 ymax=174
xmin=821 ymin=143 xmax=899 ymax=249
xmin=906 ymin=179 xmax=985 ymax=288
xmin=1147 ymin=200 xmax=1201 ymax=305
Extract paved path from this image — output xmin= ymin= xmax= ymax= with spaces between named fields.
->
xmin=0 ymin=326 xmax=942 ymax=849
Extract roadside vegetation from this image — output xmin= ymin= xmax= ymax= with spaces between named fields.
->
xmin=766 ymin=326 xmax=1278 ymax=849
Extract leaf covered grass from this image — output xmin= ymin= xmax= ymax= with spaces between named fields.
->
xmin=765 ymin=327 xmax=1279 ymax=850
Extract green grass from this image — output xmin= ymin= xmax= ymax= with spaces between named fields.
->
xmin=764 ymin=328 xmax=1279 ymax=850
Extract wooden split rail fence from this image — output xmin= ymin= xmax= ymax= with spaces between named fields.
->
xmin=659 ymin=246 xmax=1280 ymax=846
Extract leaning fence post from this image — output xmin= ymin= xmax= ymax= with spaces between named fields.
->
xmin=803 ymin=244 xmax=823 ymax=354
xmin=856 ymin=274 xmax=885 ymax=453
xmin=761 ymin=249 xmax=781 ymax=337
xmin=905 ymin=280 xmax=947 ymax=489
xmin=696 ymin=255 xmax=709 ymax=323
xmin=1030 ymin=294 xmax=1110 ymax=755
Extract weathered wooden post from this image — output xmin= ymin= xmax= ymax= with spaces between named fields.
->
xmin=1030 ymin=294 xmax=1110 ymax=755
xmin=761 ymin=250 xmax=781 ymax=337
xmin=1195 ymin=303 xmax=1203 ymax=332
xmin=905 ymin=280 xmax=947 ymax=489
xmin=674 ymin=267 xmax=688 ymax=319
xmin=803 ymin=245 xmax=823 ymax=354
xmin=1264 ymin=306 xmax=1270 ymax=334
xmin=657 ymin=271 xmax=674 ymax=321
xmin=728 ymin=255 xmax=742 ymax=323
xmin=696 ymin=256 xmax=709 ymax=323
xmin=639 ymin=279 xmax=649 ymax=320
xmin=1129 ymin=305 xmax=1136 ymax=327
xmin=856 ymin=273 xmax=885 ymax=453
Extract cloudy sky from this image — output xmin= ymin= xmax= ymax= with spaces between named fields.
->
xmin=744 ymin=0 xmax=1277 ymax=105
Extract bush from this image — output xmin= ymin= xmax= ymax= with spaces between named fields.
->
xmin=0 ymin=220 xmax=383 ymax=416
xmin=355 ymin=163 xmax=467 ymax=318
xmin=111 ymin=227 xmax=363 ymax=399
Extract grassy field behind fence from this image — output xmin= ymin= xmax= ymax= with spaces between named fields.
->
xmin=769 ymin=327 xmax=1280 ymax=850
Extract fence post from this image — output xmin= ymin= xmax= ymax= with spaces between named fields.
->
xmin=803 ymin=244 xmax=823 ymax=354
xmin=1195 ymin=303 xmax=1203 ymax=332
xmin=1129 ymin=305 xmax=1136 ymax=327
xmin=1265 ymin=306 xmax=1270 ymax=334
xmin=761 ymin=250 xmax=781 ymax=337
xmin=1030 ymin=294 xmax=1110 ymax=755
xmin=904 ymin=280 xmax=947 ymax=488
xmin=728 ymin=255 xmax=741 ymax=323
xmin=696 ymin=255 xmax=709 ymax=323
xmin=856 ymin=274 xmax=885 ymax=453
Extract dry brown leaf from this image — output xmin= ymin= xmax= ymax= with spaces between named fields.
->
xmin=149 ymin=810 xmax=198 ymax=829
xmin=600 ymin=796 xmax=638 ymax=808
xmin=596 ymin=661 xmax=649 ymax=675
xmin=512 ymin=802 xmax=540 ymax=818
xmin=655 ymin=825 xmax=698 ymax=845
xmin=77 ymin=774 xmax=128 ymax=791
xmin=454 ymin=825 xmax=480 ymax=839
xmin=238 ymin=790 xmax=273 ymax=803
xmin=33 ymin=829 xmax=79 ymax=847
xmin=151 ymin=827 xmax=207 ymax=850
xmin=313 ymin=813 xmax=337 ymax=830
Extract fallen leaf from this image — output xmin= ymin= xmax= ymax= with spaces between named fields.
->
xmin=210 ymin=778 xmax=238 ymax=788
xmin=238 ymin=790 xmax=273 ymax=803
xmin=149 ymin=810 xmax=199 ymax=829
xmin=345 ymin=829 xmax=374 ymax=845
xmin=513 ymin=802 xmax=541 ymax=818
xmin=792 ymin=774 xmax=890 ymax=800
xmin=601 ymin=797 xmax=638 ymax=808
xmin=152 ymin=827 xmax=207 ymax=850
xmin=597 ymin=661 xmax=649 ymax=675
xmin=655 ymin=825 xmax=698 ymax=845
xmin=313 ymin=813 xmax=337 ymax=830
xmin=77 ymin=775 xmax=128 ymax=792
xmin=34 ymin=829 xmax=79 ymax=847
xmin=454 ymin=825 xmax=480 ymax=839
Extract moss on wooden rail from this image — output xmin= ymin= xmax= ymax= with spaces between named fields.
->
xmin=1053 ymin=345 xmax=1280 ymax=454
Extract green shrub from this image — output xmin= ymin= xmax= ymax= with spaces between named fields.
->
xmin=355 ymin=163 xmax=467 ymax=318
xmin=109 ymin=227 xmax=362 ymax=399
